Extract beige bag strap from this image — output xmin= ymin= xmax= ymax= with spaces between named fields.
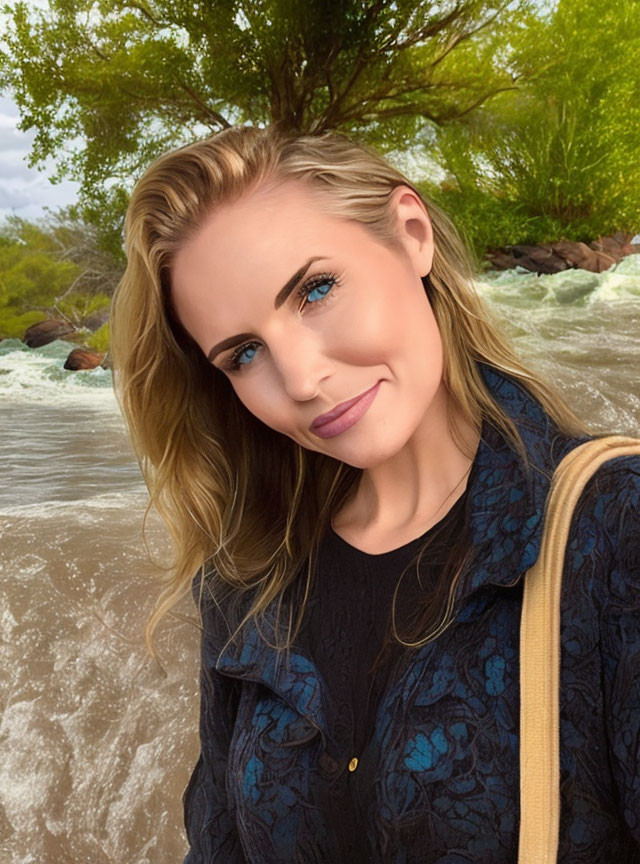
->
xmin=518 ymin=434 xmax=640 ymax=863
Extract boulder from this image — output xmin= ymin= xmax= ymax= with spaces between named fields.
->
xmin=22 ymin=319 xmax=76 ymax=348
xmin=549 ymin=241 xmax=615 ymax=273
xmin=485 ymin=232 xmax=640 ymax=274
xmin=496 ymin=244 xmax=569 ymax=274
xmin=63 ymin=348 xmax=107 ymax=371
xmin=589 ymin=232 xmax=640 ymax=259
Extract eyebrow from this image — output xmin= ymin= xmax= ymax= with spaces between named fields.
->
xmin=207 ymin=255 xmax=329 ymax=364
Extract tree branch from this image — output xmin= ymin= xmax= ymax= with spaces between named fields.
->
xmin=381 ymin=1 xmax=467 ymax=52
xmin=115 ymin=1 xmax=162 ymax=26
xmin=323 ymin=0 xmax=388 ymax=126
xmin=438 ymin=83 xmax=521 ymax=121
xmin=432 ymin=0 xmax=514 ymax=68
xmin=176 ymin=82 xmax=233 ymax=129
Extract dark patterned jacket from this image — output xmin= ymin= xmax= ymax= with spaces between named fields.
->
xmin=182 ymin=362 xmax=640 ymax=863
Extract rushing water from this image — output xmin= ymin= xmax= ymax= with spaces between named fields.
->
xmin=1 ymin=256 xmax=640 ymax=863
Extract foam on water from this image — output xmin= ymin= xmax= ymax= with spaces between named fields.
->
xmin=477 ymin=254 xmax=640 ymax=306
xmin=0 ymin=338 xmax=117 ymax=408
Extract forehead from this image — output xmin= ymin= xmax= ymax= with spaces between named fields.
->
xmin=172 ymin=180 xmax=347 ymax=285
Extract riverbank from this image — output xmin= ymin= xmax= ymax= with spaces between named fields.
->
xmin=485 ymin=230 xmax=640 ymax=274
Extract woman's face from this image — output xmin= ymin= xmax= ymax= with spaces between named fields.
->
xmin=170 ymin=179 xmax=443 ymax=470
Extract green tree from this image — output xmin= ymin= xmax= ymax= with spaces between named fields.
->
xmin=0 ymin=211 xmax=121 ymax=345
xmin=426 ymin=0 xmax=640 ymax=255
xmin=0 ymin=0 xmax=536 ymax=256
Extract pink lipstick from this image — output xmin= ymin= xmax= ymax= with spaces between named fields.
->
xmin=309 ymin=380 xmax=382 ymax=438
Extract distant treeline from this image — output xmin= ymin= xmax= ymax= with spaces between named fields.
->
xmin=0 ymin=210 xmax=122 ymax=349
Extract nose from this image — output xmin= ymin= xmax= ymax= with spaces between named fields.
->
xmin=268 ymin=327 xmax=330 ymax=402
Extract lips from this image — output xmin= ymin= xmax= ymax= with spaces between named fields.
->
xmin=310 ymin=382 xmax=380 ymax=431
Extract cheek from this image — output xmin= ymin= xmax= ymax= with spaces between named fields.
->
xmin=418 ymin=307 xmax=443 ymax=360
xmin=366 ymin=287 xmax=440 ymax=364
xmin=234 ymin=385 xmax=294 ymax=436
xmin=326 ymin=292 xmax=396 ymax=362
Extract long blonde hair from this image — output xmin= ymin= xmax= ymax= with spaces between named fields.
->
xmin=109 ymin=124 xmax=598 ymax=666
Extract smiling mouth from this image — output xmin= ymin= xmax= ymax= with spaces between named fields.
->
xmin=309 ymin=381 xmax=381 ymax=431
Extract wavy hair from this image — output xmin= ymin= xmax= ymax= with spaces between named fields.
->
xmin=109 ymin=124 xmax=599 ymax=667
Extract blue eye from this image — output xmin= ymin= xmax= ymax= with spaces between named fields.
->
xmin=223 ymin=271 xmax=341 ymax=373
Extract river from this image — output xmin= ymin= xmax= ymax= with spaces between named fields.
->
xmin=1 ymin=256 xmax=639 ymax=863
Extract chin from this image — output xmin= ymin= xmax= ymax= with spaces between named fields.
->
xmin=330 ymin=433 xmax=409 ymax=470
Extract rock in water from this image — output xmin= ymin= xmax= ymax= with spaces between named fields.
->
xmin=63 ymin=348 xmax=106 ymax=370
xmin=486 ymin=232 xmax=640 ymax=274
xmin=551 ymin=241 xmax=615 ymax=273
xmin=22 ymin=319 xmax=76 ymax=347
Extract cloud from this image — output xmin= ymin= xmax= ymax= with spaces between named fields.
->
xmin=0 ymin=94 xmax=81 ymax=222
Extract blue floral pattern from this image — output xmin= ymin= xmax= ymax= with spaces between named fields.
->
xmin=182 ymin=362 xmax=640 ymax=863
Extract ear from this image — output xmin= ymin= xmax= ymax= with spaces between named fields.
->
xmin=390 ymin=185 xmax=434 ymax=277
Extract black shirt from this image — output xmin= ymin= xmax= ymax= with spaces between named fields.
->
xmin=296 ymin=485 xmax=470 ymax=862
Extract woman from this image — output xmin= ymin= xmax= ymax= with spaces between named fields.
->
xmin=109 ymin=125 xmax=640 ymax=862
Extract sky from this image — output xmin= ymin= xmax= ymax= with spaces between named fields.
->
xmin=0 ymin=93 xmax=81 ymax=223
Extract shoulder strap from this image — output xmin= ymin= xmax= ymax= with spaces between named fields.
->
xmin=518 ymin=434 xmax=640 ymax=863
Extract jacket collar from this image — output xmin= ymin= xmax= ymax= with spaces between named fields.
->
xmin=455 ymin=363 xmax=592 ymax=603
xmin=208 ymin=362 xmax=592 ymax=734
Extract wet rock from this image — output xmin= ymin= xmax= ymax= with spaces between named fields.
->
xmin=551 ymin=241 xmax=615 ymax=273
xmin=485 ymin=250 xmax=519 ymax=271
xmin=589 ymin=231 xmax=640 ymax=259
xmin=22 ymin=319 xmax=76 ymax=348
xmin=507 ymin=244 xmax=570 ymax=274
xmin=63 ymin=348 xmax=107 ymax=370
xmin=486 ymin=232 xmax=640 ymax=274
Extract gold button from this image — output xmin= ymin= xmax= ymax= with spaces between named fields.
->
xmin=348 ymin=756 xmax=358 ymax=772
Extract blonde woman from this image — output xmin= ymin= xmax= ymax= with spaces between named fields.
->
xmin=110 ymin=125 xmax=640 ymax=863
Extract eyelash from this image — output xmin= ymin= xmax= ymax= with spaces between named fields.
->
xmin=222 ymin=271 xmax=343 ymax=373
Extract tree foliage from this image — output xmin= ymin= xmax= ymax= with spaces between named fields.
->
xmin=426 ymin=0 xmax=640 ymax=252
xmin=0 ymin=210 xmax=120 ymax=344
xmin=0 ymin=0 xmax=535 ymax=254
xmin=2 ymin=0 xmax=635 ymax=265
